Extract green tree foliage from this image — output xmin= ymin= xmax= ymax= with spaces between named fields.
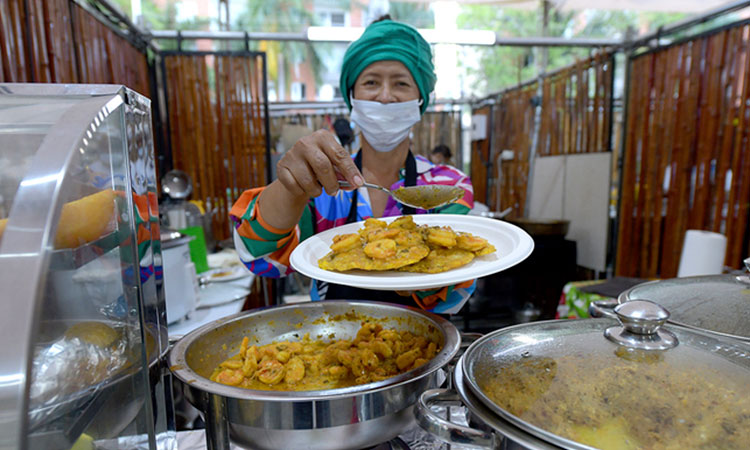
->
xmin=457 ymin=5 xmax=687 ymax=96
xmin=388 ymin=2 xmax=434 ymax=28
xmin=109 ymin=0 xmax=210 ymax=50
xmin=235 ymin=0 xmax=334 ymax=97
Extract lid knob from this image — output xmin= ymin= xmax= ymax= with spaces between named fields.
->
xmin=614 ymin=300 xmax=670 ymax=335
xmin=604 ymin=299 xmax=678 ymax=350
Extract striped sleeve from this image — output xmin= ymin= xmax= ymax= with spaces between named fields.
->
xmin=230 ymin=187 xmax=301 ymax=278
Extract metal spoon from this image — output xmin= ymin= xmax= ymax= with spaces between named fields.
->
xmin=338 ymin=180 xmax=464 ymax=210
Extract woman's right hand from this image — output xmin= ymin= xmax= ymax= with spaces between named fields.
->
xmin=276 ymin=129 xmax=364 ymax=200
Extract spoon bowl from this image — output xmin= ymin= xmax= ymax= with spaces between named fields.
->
xmin=339 ymin=181 xmax=464 ymax=210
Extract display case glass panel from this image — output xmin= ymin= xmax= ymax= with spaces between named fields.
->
xmin=0 ymin=84 xmax=174 ymax=450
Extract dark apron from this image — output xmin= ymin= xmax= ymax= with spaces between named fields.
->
xmin=317 ymin=149 xmax=417 ymax=304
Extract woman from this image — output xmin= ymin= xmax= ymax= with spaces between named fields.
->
xmin=230 ymin=18 xmax=475 ymax=314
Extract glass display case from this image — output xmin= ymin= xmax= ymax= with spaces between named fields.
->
xmin=0 ymin=84 xmax=175 ymax=449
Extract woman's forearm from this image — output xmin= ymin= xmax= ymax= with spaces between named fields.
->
xmin=257 ymin=180 xmax=310 ymax=230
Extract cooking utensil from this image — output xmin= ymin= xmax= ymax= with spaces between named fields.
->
xmin=161 ymin=169 xmax=193 ymax=200
xmin=474 ymin=207 xmax=513 ymax=220
xmin=338 ymin=180 xmax=464 ymax=210
xmin=617 ymin=271 xmax=750 ymax=342
xmin=416 ymin=300 xmax=750 ymax=449
xmin=169 ymin=300 xmax=461 ymax=450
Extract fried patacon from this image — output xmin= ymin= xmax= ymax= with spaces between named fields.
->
xmin=397 ymin=224 xmax=496 ymax=273
xmin=398 ymin=247 xmax=475 ymax=273
xmin=318 ymin=215 xmax=496 ymax=274
xmin=318 ymin=216 xmax=429 ymax=271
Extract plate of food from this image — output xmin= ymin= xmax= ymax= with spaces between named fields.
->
xmin=289 ymin=214 xmax=534 ymax=291
xmin=200 ymin=265 xmax=252 ymax=283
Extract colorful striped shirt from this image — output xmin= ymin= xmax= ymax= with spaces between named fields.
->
xmin=230 ymin=154 xmax=476 ymax=314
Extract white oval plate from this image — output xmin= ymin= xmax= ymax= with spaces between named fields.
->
xmin=290 ymin=214 xmax=534 ymax=291
xmin=201 ymin=266 xmax=251 ymax=283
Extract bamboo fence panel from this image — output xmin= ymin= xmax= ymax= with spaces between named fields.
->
xmin=411 ymin=111 xmax=462 ymax=162
xmin=0 ymin=0 xmax=29 ymax=81
xmin=71 ymin=4 xmax=149 ymax=95
xmin=490 ymin=82 xmax=538 ymax=218
xmin=163 ymin=53 xmax=268 ymax=241
xmin=266 ymin=111 xmax=461 ymax=167
xmin=616 ymin=23 xmax=750 ymax=277
xmin=537 ymin=52 xmax=614 ymax=156
xmin=0 ymin=0 xmax=147 ymax=92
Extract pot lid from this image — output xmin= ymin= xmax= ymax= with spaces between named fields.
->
xmin=160 ymin=230 xmax=193 ymax=249
xmin=161 ymin=169 xmax=193 ymax=199
xmin=461 ymin=300 xmax=750 ymax=450
xmin=619 ymin=272 xmax=750 ymax=341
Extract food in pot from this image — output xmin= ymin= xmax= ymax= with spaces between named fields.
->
xmin=210 ymin=322 xmax=441 ymax=391
xmin=318 ymin=215 xmax=495 ymax=273
xmin=54 ymin=189 xmax=118 ymax=249
xmin=0 ymin=189 xmax=117 ymax=249
xmin=478 ymin=351 xmax=750 ymax=450
xmin=30 ymin=322 xmax=132 ymax=407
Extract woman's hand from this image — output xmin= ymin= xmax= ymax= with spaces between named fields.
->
xmin=257 ymin=130 xmax=363 ymax=231
xmin=276 ymin=130 xmax=364 ymax=200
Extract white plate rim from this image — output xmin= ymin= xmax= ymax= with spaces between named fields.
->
xmin=201 ymin=266 xmax=251 ymax=283
xmin=289 ymin=214 xmax=534 ymax=291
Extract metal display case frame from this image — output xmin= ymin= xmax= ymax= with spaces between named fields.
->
xmin=0 ymin=83 xmax=174 ymax=450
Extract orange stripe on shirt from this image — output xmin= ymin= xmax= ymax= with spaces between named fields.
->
xmin=268 ymin=231 xmax=299 ymax=267
xmin=230 ymin=188 xmax=264 ymax=220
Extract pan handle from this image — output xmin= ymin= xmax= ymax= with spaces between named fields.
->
xmin=415 ymin=388 xmax=498 ymax=449
xmin=588 ymin=298 xmax=619 ymax=319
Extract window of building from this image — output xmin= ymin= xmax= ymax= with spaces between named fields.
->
xmin=291 ymin=82 xmax=306 ymax=101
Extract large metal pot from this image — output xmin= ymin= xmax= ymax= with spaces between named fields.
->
xmin=617 ymin=266 xmax=750 ymax=342
xmin=416 ymin=300 xmax=750 ymax=449
xmin=169 ymin=300 xmax=460 ymax=450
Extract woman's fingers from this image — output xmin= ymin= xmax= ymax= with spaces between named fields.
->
xmin=276 ymin=130 xmax=363 ymax=199
xmin=315 ymin=131 xmax=364 ymax=189
xmin=276 ymin=166 xmax=306 ymax=197
xmin=277 ymin=156 xmax=322 ymax=198
xmin=306 ymin=135 xmax=340 ymax=195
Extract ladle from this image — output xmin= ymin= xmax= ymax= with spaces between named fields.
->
xmin=338 ymin=180 xmax=464 ymax=210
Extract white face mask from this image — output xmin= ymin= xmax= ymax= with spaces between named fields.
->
xmin=350 ymin=99 xmax=421 ymax=152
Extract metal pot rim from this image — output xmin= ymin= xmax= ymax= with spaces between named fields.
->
xmin=617 ymin=275 xmax=750 ymax=342
xmin=169 ymin=300 xmax=460 ymax=401
xmin=458 ymin=317 xmax=750 ymax=449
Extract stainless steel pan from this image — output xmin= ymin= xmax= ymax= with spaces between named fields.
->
xmin=169 ymin=300 xmax=460 ymax=450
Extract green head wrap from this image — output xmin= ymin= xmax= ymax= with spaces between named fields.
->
xmin=339 ymin=20 xmax=436 ymax=115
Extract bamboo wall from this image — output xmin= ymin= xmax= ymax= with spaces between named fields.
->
xmin=490 ymin=82 xmax=538 ymax=218
xmin=616 ymin=22 xmax=750 ymax=277
xmin=538 ymin=53 xmax=614 ymax=156
xmin=478 ymin=51 xmax=613 ymax=217
xmin=411 ymin=111 xmax=462 ymax=163
xmin=0 ymin=0 xmax=149 ymax=94
xmin=269 ymin=110 xmax=461 ymax=164
xmin=163 ymin=53 xmax=267 ymax=241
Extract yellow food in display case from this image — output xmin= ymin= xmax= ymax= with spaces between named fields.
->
xmin=53 ymin=189 xmax=117 ymax=249
xmin=0 ymin=189 xmax=117 ymax=249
